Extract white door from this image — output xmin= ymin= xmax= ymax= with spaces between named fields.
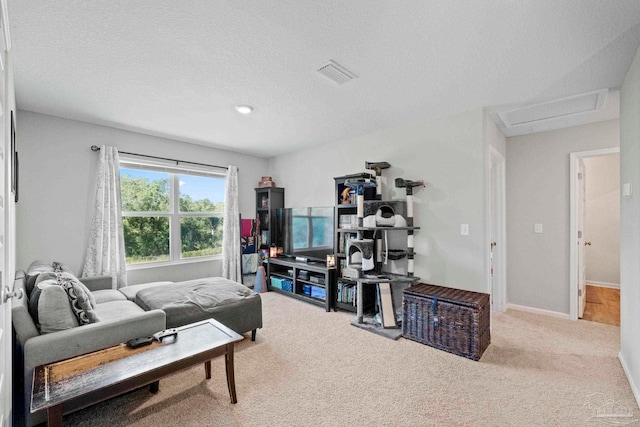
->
xmin=490 ymin=162 xmax=498 ymax=309
xmin=0 ymin=1 xmax=11 ymax=423
xmin=489 ymin=147 xmax=506 ymax=312
xmin=0 ymin=58 xmax=7 ymax=427
xmin=0 ymin=70 xmax=7 ymax=427
xmin=578 ymin=159 xmax=587 ymax=318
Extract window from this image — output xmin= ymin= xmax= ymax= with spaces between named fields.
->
xmin=120 ymin=162 xmax=225 ymax=266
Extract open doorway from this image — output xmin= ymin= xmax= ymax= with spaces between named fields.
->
xmin=581 ymin=154 xmax=620 ymax=325
xmin=569 ymin=148 xmax=620 ymax=324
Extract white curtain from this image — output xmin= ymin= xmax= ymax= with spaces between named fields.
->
xmin=82 ymin=145 xmax=127 ymax=288
xmin=222 ymin=165 xmax=241 ymax=282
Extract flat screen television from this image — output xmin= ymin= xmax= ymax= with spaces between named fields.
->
xmin=275 ymin=206 xmax=334 ymax=262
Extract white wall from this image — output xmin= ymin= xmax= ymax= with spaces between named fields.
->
xmin=506 ymin=119 xmax=619 ymax=314
xmin=268 ymin=108 xmax=489 ymax=293
xmin=619 ymin=43 xmax=640 ymax=407
xmin=584 ymin=154 xmax=620 ymax=286
xmin=16 ymin=111 xmax=268 ymax=284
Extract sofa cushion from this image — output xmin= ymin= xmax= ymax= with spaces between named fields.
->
xmin=93 ymin=300 xmax=146 ymax=322
xmin=135 ymin=277 xmax=260 ymax=330
xmin=37 ymin=283 xmax=80 ymax=334
xmin=119 ymin=281 xmax=173 ymax=301
xmin=93 ymin=289 xmax=127 ymax=304
xmin=55 ymin=272 xmax=99 ymax=325
xmin=28 ymin=272 xmax=70 ymax=325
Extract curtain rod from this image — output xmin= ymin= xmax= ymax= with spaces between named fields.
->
xmin=90 ymin=145 xmax=232 ymax=171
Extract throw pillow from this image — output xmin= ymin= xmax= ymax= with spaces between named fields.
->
xmin=55 ymin=272 xmax=99 ymax=325
xmin=37 ymin=283 xmax=80 ymax=334
xmin=25 ymin=260 xmax=55 ymax=294
xmin=59 ymin=271 xmax=97 ymax=308
xmin=28 ymin=273 xmax=59 ymax=325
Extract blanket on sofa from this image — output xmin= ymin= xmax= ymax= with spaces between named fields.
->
xmin=135 ymin=277 xmax=260 ymax=330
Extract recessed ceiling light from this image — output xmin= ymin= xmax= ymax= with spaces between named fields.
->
xmin=235 ymin=105 xmax=253 ymax=114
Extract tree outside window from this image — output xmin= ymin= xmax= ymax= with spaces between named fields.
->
xmin=120 ymin=166 xmax=225 ymax=265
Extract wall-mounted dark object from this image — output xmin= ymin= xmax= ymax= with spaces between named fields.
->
xmin=11 ymin=110 xmax=17 ymax=203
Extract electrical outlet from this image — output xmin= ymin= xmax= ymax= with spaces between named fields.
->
xmin=460 ymin=224 xmax=469 ymax=236
xmin=534 ymin=223 xmax=543 ymax=234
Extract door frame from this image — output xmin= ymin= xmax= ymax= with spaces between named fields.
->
xmin=488 ymin=146 xmax=507 ymax=312
xmin=578 ymin=159 xmax=586 ymax=318
xmin=569 ymin=147 xmax=620 ymax=321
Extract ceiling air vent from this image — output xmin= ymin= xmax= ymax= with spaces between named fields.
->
xmin=316 ymin=60 xmax=358 ymax=85
xmin=496 ymin=89 xmax=608 ymax=129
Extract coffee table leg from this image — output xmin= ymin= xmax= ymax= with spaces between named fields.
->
xmin=225 ymin=343 xmax=237 ymax=404
xmin=150 ymin=380 xmax=160 ymax=394
xmin=47 ymin=404 xmax=63 ymax=427
xmin=205 ymin=360 xmax=212 ymax=379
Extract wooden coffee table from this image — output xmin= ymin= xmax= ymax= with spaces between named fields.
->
xmin=31 ymin=319 xmax=243 ymax=427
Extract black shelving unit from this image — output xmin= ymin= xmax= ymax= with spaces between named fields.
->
xmin=267 ymin=257 xmax=335 ymax=312
xmin=255 ymin=187 xmax=284 ymax=248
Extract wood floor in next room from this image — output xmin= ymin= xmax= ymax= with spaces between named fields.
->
xmin=582 ymin=284 xmax=620 ymax=326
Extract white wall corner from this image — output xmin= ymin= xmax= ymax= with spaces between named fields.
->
xmin=618 ymin=352 xmax=640 ymax=410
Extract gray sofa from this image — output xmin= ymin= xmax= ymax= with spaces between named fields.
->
xmin=12 ymin=261 xmax=262 ymax=427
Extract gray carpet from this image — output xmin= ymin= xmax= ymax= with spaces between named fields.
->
xmin=63 ymin=292 xmax=638 ymax=426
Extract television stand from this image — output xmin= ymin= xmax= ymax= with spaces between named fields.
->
xmin=267 ymin=257 xmax=335 ymax=311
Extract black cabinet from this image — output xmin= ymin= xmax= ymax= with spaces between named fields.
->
xmin=267 ymin=257 xmax=335 ymax=312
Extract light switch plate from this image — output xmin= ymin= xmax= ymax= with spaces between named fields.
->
xmin=623 ymin=182 xmax=632 ymax=198
xmin=534 ymin=223 xmax=543 ymax=234
xmin=460 ymin=224 xmax=469 ymax=236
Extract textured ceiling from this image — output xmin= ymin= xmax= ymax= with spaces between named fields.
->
xmin=7 ymin=1 xmax=640 ymax=157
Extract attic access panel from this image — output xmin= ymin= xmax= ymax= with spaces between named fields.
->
xmin=496 ymin=89 xmax=608 ymax=129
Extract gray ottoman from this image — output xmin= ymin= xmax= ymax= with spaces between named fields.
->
xmin=135 ymin=277 xmax=262 ymax=340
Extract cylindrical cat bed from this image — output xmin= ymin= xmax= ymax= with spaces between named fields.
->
xmin=347 ymin=239 xmax=375 ymax=272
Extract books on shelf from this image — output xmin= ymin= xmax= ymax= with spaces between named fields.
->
xmin=336 ymin=281 xmax=357 ymax=305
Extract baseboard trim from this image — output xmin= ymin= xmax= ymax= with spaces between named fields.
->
xmin=618 ymin=352 xmax=640 ymax=409
xmin=587 ymin=281 xmax=620 ymax=289
xmin=505 ymin=303 xmax=571 ymax=320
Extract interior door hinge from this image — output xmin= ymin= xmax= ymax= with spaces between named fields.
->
xmin=578 ymin=172 xmax=583 ymax=180
xmin=578 ymin=231 xmax=582 ymax=239
xmin=578 ymin=289 xmax=583 ymax=297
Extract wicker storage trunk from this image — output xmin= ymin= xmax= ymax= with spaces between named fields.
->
xmin=402 ymin=283 xmax=490 ymax=361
